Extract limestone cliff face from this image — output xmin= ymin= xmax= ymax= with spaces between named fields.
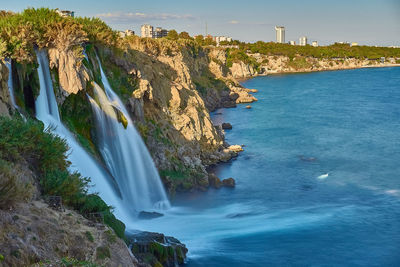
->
xmin=230 ymin=62 xmax=256 ymax=79
xmin=0 ymin=61 xmax=11 ymax=117
xmin=48 ymin=48 xmax=90 ymax=101
xmin=41 ymin=38 xmax=254 ymax=190
xmin=98 ymin=40 xmax=227 ymax=177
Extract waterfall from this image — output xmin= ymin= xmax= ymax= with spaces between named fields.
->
xmin=34 ymin=50 xmax=130 ymax=221
xmin=4 ymin=60 xmax=17 ymax=109
xmin=88 ymin=55 xmax=170 ymax=213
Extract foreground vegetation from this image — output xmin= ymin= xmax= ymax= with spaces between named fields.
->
xmin=0 ymin=116 xmax=125 ymax=239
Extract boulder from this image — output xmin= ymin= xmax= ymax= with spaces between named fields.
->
xmin=222 ymin=178 xmax=236 ymax=187
xmin=228 ymin=145 xmax=244 ymax=153
xmin=208 ymin=173 xmax=222 ymax=189
xmin=246 ymin=105 xmax=252 ymax=109
xmin=221 ymin=122 xmax=233 ymax=130
xmin=128 ymin=231 xmax=188 ymax=266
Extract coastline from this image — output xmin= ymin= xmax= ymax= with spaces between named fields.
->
xmin=235 ymin=63 xmax=400 ymax=82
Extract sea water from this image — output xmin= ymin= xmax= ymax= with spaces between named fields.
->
xmin=131 ymin=67 xmax=400 ymax=266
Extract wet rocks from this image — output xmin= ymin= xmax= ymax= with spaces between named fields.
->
xmin=246 ymin=105 xmax=252 ymax=109
xmin=221 ymin=122 xmax=232 ymax=130
xmin=128 ymin=231 xmax=188 ymax=267
xmin=208 ymin=173 xmax=222 ymax=189
xmin=222 ymin=178 xmax=236 ymax=187
xmin=208 ymin=174 xmax=236 ymax=189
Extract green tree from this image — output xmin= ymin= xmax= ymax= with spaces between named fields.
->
xmin=195 ymin=35 xmax=204 ymax=45
xmin=178 ymin=31 xmax=192 ymax=39
xmin=167 ymin=29 xmax=178 ymax=40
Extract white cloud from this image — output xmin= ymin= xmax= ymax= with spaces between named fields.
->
xmin=96 ymin=12 xmax=195 ymax=23
xmin=229 ymin=20 xmax=239 ymax=24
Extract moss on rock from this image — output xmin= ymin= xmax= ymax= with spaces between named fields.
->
xmin=11 ymin=60 xmax=40 ymax=116
xmin=60 ymin=89 xmax=98 ymax=157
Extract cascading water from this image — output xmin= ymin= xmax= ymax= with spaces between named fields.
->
xmin=88 ymin=55 xmax=170 ymax=213
xmin=34 ymin=50 xmax=130 ymax=221
xmin=4 ymin=60 xmax=17 ymax=109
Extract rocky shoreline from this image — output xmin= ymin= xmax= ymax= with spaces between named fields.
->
xmin=228 ymin=52 xmax=400 ymax=80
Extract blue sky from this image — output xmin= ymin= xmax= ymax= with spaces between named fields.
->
xmin=2 ymin=0 xmax=400 ymax=45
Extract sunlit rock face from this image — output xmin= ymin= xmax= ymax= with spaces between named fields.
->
xmin=48 ymin=48 xmax=90 ymax=99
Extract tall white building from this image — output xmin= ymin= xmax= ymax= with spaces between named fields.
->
xmin=275 ymin=26 xmax=285 ymax=44
xmin=141 ymin=24 xmax=153 ymax=38
xmin=299 ymin=36 xmax=307 ymax=46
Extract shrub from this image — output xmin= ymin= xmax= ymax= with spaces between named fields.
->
xmin=0 ymin=117 xmax=126 ymax=240
xmin=0 ymin=116 xmax=68 ymax=174
xmin=41 ymin=169 xmax=89 ymax=207
xmin=96 ymin=246 xmax=110 ymax=260
xmin=0 ymin=159 xmax=33 ymax=209
xmin=79 ymin=194 xmax=126 ymax=240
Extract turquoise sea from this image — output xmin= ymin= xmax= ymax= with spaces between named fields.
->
xmin=137 ymin=67 xmax=400 ymax=266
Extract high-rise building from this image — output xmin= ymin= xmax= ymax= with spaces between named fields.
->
xmin=275 ymin=26 xmax=285 ymax=43
xmin=289 ymin=40 xmax=296 ymax=45
xmin=154 ymin=27 xmax=168 ymax=38
xmin=312 ymin=41 xmax=318 ymax=47
xmin=299 ymin=36 xmax=307 ymax=46
xmin=141 ymin=24 xmax=153 ymax=38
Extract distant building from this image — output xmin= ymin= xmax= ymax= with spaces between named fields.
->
xmin=141 ymin=24 xmax=154 ymax=38
xmin=215 ymin=36 xmax=233 ymax=45
xmin=55 ymin=8 xmax=74 ymax=17
xmin=119 ymin=29 xmax=135 ymax=38
xmin=299 ymin=36 xmax=307 ymax=46
xmin=351 ymin=42 xmax=358 ymax=47
xmin=312 ymin=41 xmax=318 ymax=47
xmin=275 ymin=26 xmax=285 ymax=43
xmin=141 ymin=25 xmax=168 ymax=38
xmin=154 ymin=27 xmax=168 ymax=38
xmin=289 ymin=40 xmax=296 ymax=45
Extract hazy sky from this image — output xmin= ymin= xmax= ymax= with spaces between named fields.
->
xmin=2 ymin=0 xmax=400 ymax=46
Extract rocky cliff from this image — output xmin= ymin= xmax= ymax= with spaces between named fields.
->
xmin=0 ymin=61 xmax=11 ymax=117
xmin=226 ymin=52 xmax=400 ymax=79
xmin=89 ymin=38 xmax=256 ymax=192
xmin=2 ymin=34 xmax=257 ymax=193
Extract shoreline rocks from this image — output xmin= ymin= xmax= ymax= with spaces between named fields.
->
xmin=221 ymin=122 xmax=232 ymax=130
xmin=128 ymin=231 xmax=188 ymax=267
xmin=222 ymin=178 xmax=236 ymax=187
xmin=228 ymin=145 xmax=244 ymax=153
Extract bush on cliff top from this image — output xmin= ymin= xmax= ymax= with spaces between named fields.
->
xmin=0 ymin=8 xmax=117 ymax=62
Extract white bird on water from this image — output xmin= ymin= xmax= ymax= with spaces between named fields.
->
xmin=317 ymin=173 xmax=329 ymax=180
